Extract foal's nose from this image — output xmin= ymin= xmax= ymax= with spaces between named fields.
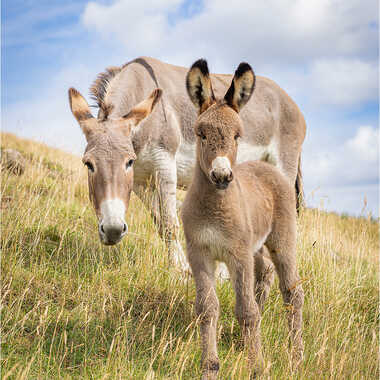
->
xmin=210 ymin=168 xmax=234 ymax=189
xmin=99 ymin=221 xmax=128 ymax=245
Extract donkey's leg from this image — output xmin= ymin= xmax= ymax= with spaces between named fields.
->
xmin=267 ymin=232 xmax=304 ymax=367
xmin=254 ymin=246 xmax=274 ymax=312
xmin=188 ymin=250 xmax=219 ymax=380
xmin=133 ymin=184 xmax=161 ymax=227
xmin=278 ymin=146 xmax=304 ymax=213
xmin=154 ymin=154 xmax=189 ymax=273
xmin=229 ymin=254 xmax=264 ymax=376
xmin=134 ymin=177 xmax=189 ymax=273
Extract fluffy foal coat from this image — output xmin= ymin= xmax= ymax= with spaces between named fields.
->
xmin=181 ymin=60 xmax=304 ymax=379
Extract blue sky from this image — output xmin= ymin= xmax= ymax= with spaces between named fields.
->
xmin=2 ymin=0 xmax=379 ymax=217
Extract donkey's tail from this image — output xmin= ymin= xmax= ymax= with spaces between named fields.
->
xmin=295 ymin=154 xmax=305 ymax=214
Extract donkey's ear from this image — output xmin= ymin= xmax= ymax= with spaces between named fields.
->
xmin=186 ymin=59 xmax=215 ymax=114
xmin=68 ymin=87 xmax=96 ymax=139
xmin=124 ymin=88 xmax=162 ymax=128
xmin=224 ymin=63 xmax=255 ymax=113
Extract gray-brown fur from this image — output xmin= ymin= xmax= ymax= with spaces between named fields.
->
xmin=181 ymin=61 xmax=304 ymax=379
xmin=68 ymin=56 xmax=306 ymax=274
xmin=69 ymin=86 xmax=163 ymax=246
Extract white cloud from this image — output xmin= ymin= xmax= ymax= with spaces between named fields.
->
xmin=83 ymin=0 xmax=182 ymax=53
xmin=303 ymin=125 xmax=379 ymax=216
xmin=308 ymin=59 xmax=378 ymax=106
xmin=82 ymin=0 xmax=377 ymax=63
xmin=303 ymin=126 xmax=379 ymax=188
xmin=346 ymin=126 xmax=379 ymax=162
xmin=81 ymin=0 xmax=378 ymax=108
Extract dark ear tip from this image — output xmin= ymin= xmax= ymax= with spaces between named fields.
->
xmin=235 ymin=62 xmax=254 ymax=78
xmin=190 ymin=58 xmax=209 ymax=76
xmin=68 ymin=87 xmax=79 ymax=97
xmin=151 ymin=88 xmax=162 ymax=107
xmin=153 ymin=88 xmax=162 ymax=98
xmin=68 ymin=88 xmax=76 ymax=108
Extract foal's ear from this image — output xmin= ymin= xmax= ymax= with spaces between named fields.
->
xmin=224 ymin=63 xmax=255 ymax=113
xmin=68 ymin=87 xmax=96 ymax=139
xmin=186 ymin=59 xmax=215 ymax=114
xmin=123 ymin=88 xmax=162 ymax=128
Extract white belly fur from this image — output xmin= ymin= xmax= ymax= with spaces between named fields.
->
xmin=237 ymin=139 xmax=280 ymax=169
xmin=176 ymin=141 xmax=196 ymax=188
xmin=193 ymin=224 xmax=271 ymax=262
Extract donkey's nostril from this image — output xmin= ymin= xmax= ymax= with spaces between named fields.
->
xmin=228 ymin=171 xmax=234 ymax=182
xmin=101 ymin=224 xmax=105 ymax=234
xmin=123 ymin=224 xmax=127 ymax=233
xmin=211 ymin=171 xmax=218 ymax=182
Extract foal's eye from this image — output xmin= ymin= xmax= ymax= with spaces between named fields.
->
xmin=126 ymin=159 xmax=134 ymax=169
xmin=198 ymin=132 xmax=206 ymax=141
xmin=84 ymin=161 xmax=94 ymax=172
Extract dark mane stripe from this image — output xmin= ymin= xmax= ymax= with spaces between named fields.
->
xmin=126 ymin=58 xmax=167 ymax=122
xmin=90 ymin=57 xmax=167 ymax=122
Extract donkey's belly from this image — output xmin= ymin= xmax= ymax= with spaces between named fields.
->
xmin=236 ymin=139 xmax=279 ymax=167
xmin=176 ymin=141 xmax=196 ymax=188
xmin=133 ymin=147 xmax=157 ymax=185
xmin=133 ymin=146 xmax=175 ymax=185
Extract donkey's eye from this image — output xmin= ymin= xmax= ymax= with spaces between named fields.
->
xmin=126 ymin=159 xmax=134 ymax=169
xmin=234 ymin=134 xmax=240 ymax=140
xmin=84 ymin=161 xmax=94 ymax=172
xmin=198 ymin=132 xmax=206 ymax=140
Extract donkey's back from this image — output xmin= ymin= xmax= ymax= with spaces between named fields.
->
xmin=96 ymin=56 xmax=306 ymax=190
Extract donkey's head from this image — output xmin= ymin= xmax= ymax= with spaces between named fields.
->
xmin=186 ymin=59 xmax=255 ymax=189
xmin=68 ymin=87 xmax=162 ymax=245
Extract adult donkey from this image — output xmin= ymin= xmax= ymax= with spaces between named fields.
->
xmin=68 ymin=56 xmax=306 ymax=273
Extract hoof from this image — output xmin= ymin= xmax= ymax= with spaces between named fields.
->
xmin=290 ymin=346 xmax=304 ymax=371
xmin=169 ymin=240 xmax=191 ymax=275
xmin=201 ymin=359 xmax=219 ymax=380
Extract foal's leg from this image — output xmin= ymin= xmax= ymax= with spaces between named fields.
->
xmin=254 ymin=246 xmax=274 ymax=312
xmin=188 ymin=250 xmax=219 ymax=380
xmin=267 ymin=230 xmax=304 ymax=367
xmin=229 ymin=253 xmax=264 ymax=376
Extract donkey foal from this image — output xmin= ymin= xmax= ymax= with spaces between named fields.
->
xmin=181 ymin=60 xmax=304 ymax=379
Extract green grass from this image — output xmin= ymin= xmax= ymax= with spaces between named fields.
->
xmin=1 ymin=132 xmax=379 ymax=379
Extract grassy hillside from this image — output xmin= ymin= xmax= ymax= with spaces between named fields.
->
xmin=1 ymin=132 xmax=378 ymax=379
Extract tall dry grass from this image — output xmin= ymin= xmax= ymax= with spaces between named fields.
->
xmin=1 ymin=132 xmax=378 ymax=379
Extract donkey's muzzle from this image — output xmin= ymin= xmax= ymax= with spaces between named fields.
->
xmin=98 ymin=198 xmax=128 ymax=245
xmin=99 ymin=221 xmax=128 ymax=245
xmin=210 ymin=169 xmax=234 ymax=189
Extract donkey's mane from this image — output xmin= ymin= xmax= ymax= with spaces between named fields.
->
xmin=89 ymin=66 xmax=123 ymax=111
xmin=90 ymin=58 xmax=167 ymax=122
